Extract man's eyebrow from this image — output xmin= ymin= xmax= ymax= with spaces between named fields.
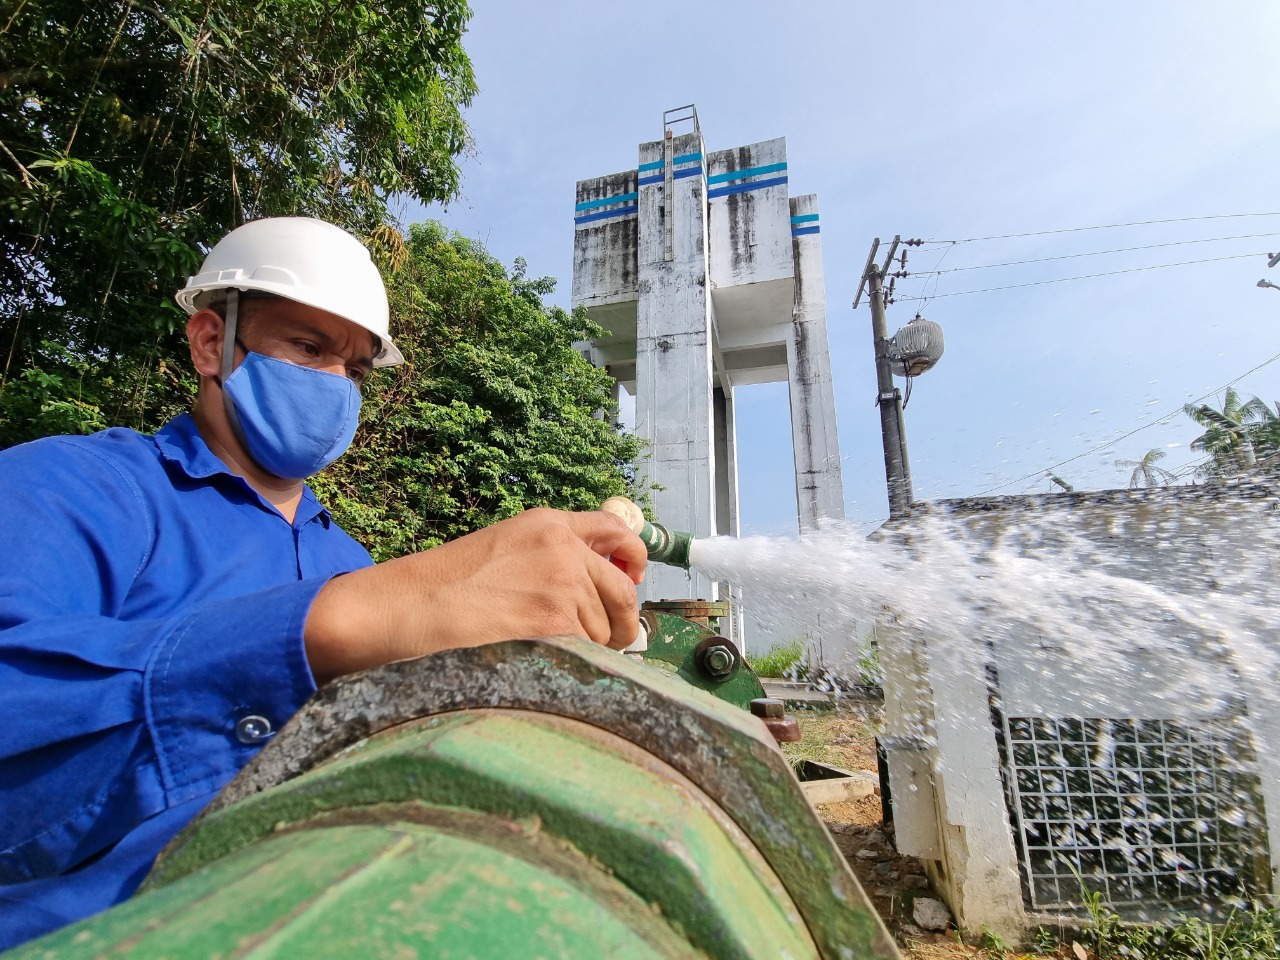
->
xmin=287 ymin=322 xmax=376 ymax=369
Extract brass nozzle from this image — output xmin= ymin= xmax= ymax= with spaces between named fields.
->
xmin=599 ymin=497 xmax=694 ymax=570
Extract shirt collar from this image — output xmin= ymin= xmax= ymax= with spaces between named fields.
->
xmin=153 ymin=414 xmax=331 ymax=527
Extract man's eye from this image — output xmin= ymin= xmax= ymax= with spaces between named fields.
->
xmin=348 ymin=369 xmax=366 ymax=387
xmin=295 ymin=341 xmax=320 ymax=357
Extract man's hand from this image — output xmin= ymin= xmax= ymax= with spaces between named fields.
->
xmin=304 ymin=508 xmax=648 ymax=684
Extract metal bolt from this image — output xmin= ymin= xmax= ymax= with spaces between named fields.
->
xmin=696 ymin=639 xmax=738 ymax=681
xmin=750 ymin=698 xmax=785 ymax=719
xmin=705 ymin=646 xmax=734 ymax=676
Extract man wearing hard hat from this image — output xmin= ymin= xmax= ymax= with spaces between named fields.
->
xmin=0 ymin=218 xmax=647 ymax=949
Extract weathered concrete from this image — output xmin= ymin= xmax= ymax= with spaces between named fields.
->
xmin=788 ymin=194 xmax=844 ymax=531
xmin=634 ymin=130 xmax=717 ymax=601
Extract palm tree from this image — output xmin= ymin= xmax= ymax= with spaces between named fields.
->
xmin=1114 ymin=448 xmax=1177 ymax=489
xmin=1184 ymin=388 xmax=1257 ymax=479
xmin=1240 ymin=397 xmax=1280 ymax=468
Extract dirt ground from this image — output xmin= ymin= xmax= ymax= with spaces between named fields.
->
xmin=791 ymin=704 xmax=1065 ymax=960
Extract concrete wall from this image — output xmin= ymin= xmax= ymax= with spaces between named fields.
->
xmin=572 ymin=170 xmax=640 ymax=307
xmin=876 ymin=483 xmax=1280 ymax=940
xmin=707 ymin=137 xmax=793 ymax=291
xmin=573 ymin=170 xmax=640 ymax=380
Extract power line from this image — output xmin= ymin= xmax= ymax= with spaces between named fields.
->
xmin=894 ymin=252 xmax=1266 ymax=302
xmin=907 ymin=233 xmax=1280 ymax=277
xmin=921 ymin=212 xmax=1280 ymax=246
xmin=977 ymin=349 xmax=1280 ymax=496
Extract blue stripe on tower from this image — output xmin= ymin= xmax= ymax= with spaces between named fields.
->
xmin=575 ymin=191 xmax=639 ymax=212
xmin=573 ymin=204 xmax=638 ymax=226
xmin=638 ymin=174 xmax=663 ymax=186
xmin=706 ymin=161 xmax=788 ymax=185
xmin=706 ymin=175 xmax=789 ymax=199
xmin=791 ymin=212 xmax=819 ymax=236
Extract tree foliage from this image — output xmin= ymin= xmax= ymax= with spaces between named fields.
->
xmin=1183 ymin=388 xmax=1280 ymax=481
xmin=0 ymin=0 xmax=476 ymax=445
xmin=307 ymin=223 xmax=643 ymax=560
xmin=1114 ymin=448 xmax=1177 ymax=489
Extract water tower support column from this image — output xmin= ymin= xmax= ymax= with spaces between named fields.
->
xmin=787 ymin=195 xmax=845 ymax=532
xmin=635 ymin=130 xmax=718 ymax=601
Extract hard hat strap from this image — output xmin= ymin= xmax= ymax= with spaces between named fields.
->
xmin=218 ymin=289 xmax=251 ymax=455
xmin=220 ymin=289 xmax=240 ymax=382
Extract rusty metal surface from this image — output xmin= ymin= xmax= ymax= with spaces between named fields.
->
xmin=191 ymin=635 xmax=897 ymax=960
xmin=642 ymin=598 xmax=731 ymax=626
xmin=762 ymin=715 xmax=802 ymax=743
xmin=751 ymin=698 xmax=803 ymax=743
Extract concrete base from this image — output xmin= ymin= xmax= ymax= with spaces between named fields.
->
xmin=796 ymin=761 xmax=879 ymax=806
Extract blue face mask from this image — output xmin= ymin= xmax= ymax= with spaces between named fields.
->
xmin=222 ymin=351 xmax=361 ymax=479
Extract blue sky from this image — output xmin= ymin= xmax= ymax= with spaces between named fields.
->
xmin=408 ymin=1 xmax=1280 ymax=535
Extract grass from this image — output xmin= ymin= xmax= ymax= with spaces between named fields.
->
xmin=1074 ymin=885 xmax=1280 ymax=959
xmin=746 ymin=639 xmax=805 ymax=678
xmin=777 ymin=702 xmax=879 ymax=773
xmin=779 ymin=712 xmax=841 ymax=770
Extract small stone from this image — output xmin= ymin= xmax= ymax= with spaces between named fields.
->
xmin=902 ymin=874 xmax=929 ymax=890
xmin=829 ymin=823 xmax=849 ymax=834
xmin=897 ymin=924 xmax=924 ymax=940
xmin=912 ymin=896 xmax=951 ymax=932
xmin=871 ymin=861 xmax=898 ymax=879
xmin=855 ymin=847 xmax=879 ymax=860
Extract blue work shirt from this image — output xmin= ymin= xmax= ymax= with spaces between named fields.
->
xmin=0 ymin=414 xmax=373 ymax=949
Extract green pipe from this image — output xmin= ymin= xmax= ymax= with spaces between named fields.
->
xmin=600 ymin=496 xmax=694 ymax=569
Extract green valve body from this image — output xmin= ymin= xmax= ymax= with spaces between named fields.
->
xmin=637 ymin=516 xmax=693 ymax=568
xmin=600 ymin=495 xmax=694 ymax=569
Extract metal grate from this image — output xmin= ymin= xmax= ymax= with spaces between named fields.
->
xmin=998 ymin=715 xmax=1268 ymax=912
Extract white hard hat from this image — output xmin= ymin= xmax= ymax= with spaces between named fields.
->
xmin=175 ymin=217 xmax=404 ymax=367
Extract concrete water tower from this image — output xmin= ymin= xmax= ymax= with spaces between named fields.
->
xmin=572 ymin=106 xmax=845 ymax=609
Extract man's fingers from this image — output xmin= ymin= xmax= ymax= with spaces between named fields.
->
xmin=560 ymin=509 xmax=649 ymax=585
xmin=584 ymin=549 xmax=640 ymax=650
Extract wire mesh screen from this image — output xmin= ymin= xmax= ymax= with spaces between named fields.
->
xmin=997 ymin=715 xmax=1269 ymax=913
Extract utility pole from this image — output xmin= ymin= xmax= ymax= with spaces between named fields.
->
xmin=854 ymin=237 xmax=913 ymax=518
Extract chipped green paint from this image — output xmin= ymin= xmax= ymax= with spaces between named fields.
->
xmin=637 ymin=611 xmax=767 ymax=708
xmin=9 ymin=820 xmax=705 ymax=959
xmin=146 ymin=713 xmax=815 ymax=960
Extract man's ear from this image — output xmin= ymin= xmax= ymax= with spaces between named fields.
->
xmin=187 ymin=309 xmax=225 ymax=379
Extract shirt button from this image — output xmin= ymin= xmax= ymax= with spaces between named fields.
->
xmin=235 ymin=715 xmax=274 ymax=744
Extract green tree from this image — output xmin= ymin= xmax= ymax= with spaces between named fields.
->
xmin=1182 ymin=388 xmax=1280 ymax=480
xmin=0 ymin=0 xmax=475 ymax=446
xmin=310 ymin=222 xmax=645 ymax=560
xmin=1114 ymin=448 xmax=1177 ymax=489
xmin=1240 ymin=396 xmax=1280 ymax=469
